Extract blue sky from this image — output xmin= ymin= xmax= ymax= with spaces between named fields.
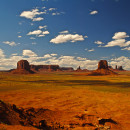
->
xmin=0 ymin=0 xmax=130 ymax=70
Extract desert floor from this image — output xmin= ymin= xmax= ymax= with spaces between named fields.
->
xmin=0 ymin=71 xmax=130 ymax=130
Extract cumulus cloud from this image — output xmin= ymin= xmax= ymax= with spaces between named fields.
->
xmin=3 ymin=41 xmax=17 ymax=46
xmin=20 ymin=9 xmax=45 ymax=21
xmin=42 ymin=31 xmax=50 ymax=35
xmin=27 ymin=30 xmax=42 ymax=35
xmin=18 ymin=36 xmax=22 ymax=38
xmin=88 ymin=49 xmax=95 ymax=52
xmin=105 ymin=39 xmax=130 ymax=47
xmin=38 ymin=34 xmax=45 ymax=37
xmin=112 ymin=32 xmax=129 ymax=39
xmin=52 ymin=12 xmax=60 ymax=15
xmin=0 ymin=49 xmax=5 ymax=58
xmin=95 ymin=41 xmax=104 ymax=45
xmin=121 ymin=47 xmax=130 ymax=51
xmin=33 ymin=17 xmax=44 ymax=21
xmin=23 ymin=50 xmax=37 ymax=57
xmin=109 ymin=56 xmax=130 ymax=70
xmin=104 ymin=32 xmax=130 ymax=47
xmin=59 ymin=30 xmax=69 ymax=34
xmin=0 ymin=49 xmax=130 ymax=70
xmin=39 ymin=25 xmax=47 ymax=29
xmin=27 ymin=29 xmax=49 ymax=37
xmin=90 ymin=10 xmax=98 ymax=15
xmin=50 ymin=34 xmax=85 ymax=44
xmin=30 ymin=37 xmax=36 ymax=40
xmin=49 ymin=8 xmax=56 ymax=11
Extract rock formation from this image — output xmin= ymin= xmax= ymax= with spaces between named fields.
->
xmin=17 ymin=60 xmax=30 ymax=70
xmin=118 ymin=66 xmax=123 ymax=70
xmin=88 ymin=60 xmax=117 ymax=75
xmin=30 ymin=65 xmax=60 ymax=72
xmin=11 ymin=60 xmax=33 ymax=74
xmin=60 ymin=67 xmax=74 ymax=72
xmin=98 ymin=60 xmax=108 ymax=69
xmin=114 ymin=65 xmax=124 ymax=71
xmin=76 ymin=66 xmax=82 ymax=71
xmin=115 ymin=65 xmax=118 ymax=70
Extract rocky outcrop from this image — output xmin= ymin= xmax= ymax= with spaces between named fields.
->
xmin=0 ymin=100 xmax=119 ymax=130
xmin=98 ymin=60 xmax=108 ymax=69
xmin=76 ymin=66 xmax=82 ymax=71
xmin=11 ymin=60 xmax=33 ymax=74
xmin=17 ymin=60 xmax=30 ymax=70
xmin=30 ymin=65 xmax=60 ymax=72
xmin=114 ymin=65 xmax=124 ymax=71
xmin=60 ymin=67 xmax=74 ymax=72
xmin=88 ymin=60 xmax=117 ymax=75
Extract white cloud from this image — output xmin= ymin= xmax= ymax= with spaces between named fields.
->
xmin=18 ymin=36 xmax=22 ymax=38
xmin=51 ymin=54 xmax=57 ymax=56
xmin=27 ymin=30 xmax=42 ymax=35
xmin=0 ymin=49 xmax=5 ymax=58
xmin=38 ymin=34 xmax=45 ymax=37
xmin=95 ymin=41 xmax=104 ymax=45
xmin=11 ymin=53 xmax=18 ymax=56
xmin=121 ymin=47 xmax=130 ymax=51
xmin=30 ymin=37 xmax=36 ymax=40
xmin=88 ymin=49 xmax=95 ymax=52
xmin=3 ymin=41 xmax=17 ymax=46
xmin=27 ymin=30 xmax=49 ymax=37
xmin=49 ymin=8 xmax=56 ymax=11
xmin=42 ymin=31 xmax=50 ymax=35
xmin=33 ymin=17 xmax=44 ymax=21
xmin=105 ymin=39 xmax=130 ymax=47
xmin=39 ymin=25 xmax=47 ymax=29
xmin=52 ymin=12 xmax=60 ymax=15
xmin=84 ymin=36 xmax=88 ymax=38
xmin=23 ymin=50 xmax=37 ymax=57
xmin=59 ymin=30 xmax=69 ymax=34
xmin=20 ymin=9 xmax=45 ymax=21
xmin=0 ymin=49 xmax=130 ymax=70
xmin=104 ymin=32 xmax=130 ymax=47
xmin=32 ymin=42 xmax=37 ymax=45
xmin=112 ymin=32 xmax=129 ymax=40
xmin=50 ymin=34 xmax=85 ymax=44
xmin=109 ymin=56 xmax=130 ymax=70
xmin=43 ymin=54 xmax=52 ymax=59
xmin=90 ymin=10 xmax=98 ymax=15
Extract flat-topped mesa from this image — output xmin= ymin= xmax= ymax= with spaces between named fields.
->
xmin=17 ymin=60 xmax=30 ymax=70
xmin=98 ymin=60 xmax=108 ymax=70
xmin=30 ymin=65 xmax=60 ymax=72
xmin=60 ymin=67 xmax=74 ymax=72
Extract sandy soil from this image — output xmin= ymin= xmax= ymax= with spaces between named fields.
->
xmin=0 ymin=88 xmax=130 ymax=130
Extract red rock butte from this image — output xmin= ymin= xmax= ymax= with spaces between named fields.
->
xmin=17 ymin=60 xmax=30 ymax=70
xmin=11 ymin=60 xmax=33 ymax=74
xmin=88 ymin=60 xmax=117 ymax=75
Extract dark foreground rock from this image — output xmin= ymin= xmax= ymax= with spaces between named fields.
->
xmin=0 ymin=100 xmax=120 ymax=130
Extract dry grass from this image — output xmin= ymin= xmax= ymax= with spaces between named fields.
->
xmin=0 ymin=71 xmax=130 ymax=129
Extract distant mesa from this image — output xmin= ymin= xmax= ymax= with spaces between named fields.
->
xmin=109 ymin=65 xmax=124 ymax=71
xmin=88 ymin=60 xmax=117 ymax=75
xmin=10 ymin=59 xmax=122 ymax=75
xmin=116 ymin=66 xmax=124 ymax=71
xmin=30 ymin=65 xmax=60 ymax=72
xmin=11 ymin=60 xmax=75 ymax=74
xmin=60 ymin=67 xmax=74 ymax=72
